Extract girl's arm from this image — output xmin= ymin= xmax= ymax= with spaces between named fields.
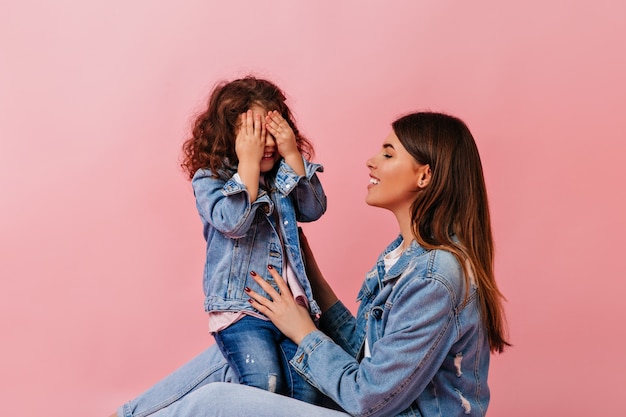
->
xmin=274 ymin=159 xmax=327 ymax=222
xmin=192 ymin=171 xmax=271 ymax=238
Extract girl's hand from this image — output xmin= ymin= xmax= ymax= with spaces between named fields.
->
xmin=265 ymin=111 xmax=298 ymax=159
xmin=235 ymin=110 xmax=266 ymax=201
xmin=246 ymin=266 xmax=318 ymax=345
xmin=265 ymin=111 xmax=305 ymax=175
xmin=235 ymin=110 xmax=266 ymax=165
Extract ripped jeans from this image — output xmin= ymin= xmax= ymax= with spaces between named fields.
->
xmin=214 ymin=315 xmax=322 ymax=405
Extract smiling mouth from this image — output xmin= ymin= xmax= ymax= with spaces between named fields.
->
xmin=369 ymin=178 xmax=380 ymax=185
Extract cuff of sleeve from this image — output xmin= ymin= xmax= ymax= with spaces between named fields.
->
xmin=224 ymin=176 xmax=273 ymax=213
xmin=275 ymin=158 xmax=323 ymax=194
xmin=223 ymin=176 xmax=247 ymax=194
xmin=290 ymin=330 xmax=331 ymax=372
xmin=319 ymin=300 xmax=353 ymax=333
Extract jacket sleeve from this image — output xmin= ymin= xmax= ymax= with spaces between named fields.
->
xmin=317 ymin=300 xmax=362 ymax=358
xmin=290 ymin=277 xmax=460 ymax=417
xmin=192 ymin=169 xmax=272 ymax=238
xmin=274 ymin=158 xmax=327 ymax=222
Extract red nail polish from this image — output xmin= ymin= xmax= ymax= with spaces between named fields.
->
xmin=248 ymin=299 xmax=254 ymax=303
xmin=244 ymin=287 xmax=251 ymax=292
xmin=267 ymin=265 xmax=273 ymax=270
xmin=250 ymin=271 xmax=256 ymax=276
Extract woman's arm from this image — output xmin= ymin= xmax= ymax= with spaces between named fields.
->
xmin=247 ymin=252 xmax=464 ymax=417
xmin=299 ymin=229 xmax=338 ymax=313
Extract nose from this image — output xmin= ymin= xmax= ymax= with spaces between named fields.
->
xmin=265 ymin=134 xmax=276 ymax=146
xmin=366 ymin=155 xmax=375 ymax=169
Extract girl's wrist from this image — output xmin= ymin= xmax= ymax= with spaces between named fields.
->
xmin=283 ymin=153 xmax=305 ymax=176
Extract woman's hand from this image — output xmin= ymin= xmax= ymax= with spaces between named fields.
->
xmin=246 ymin=266 xmax=318 ymax=345
xmin=265 ymin=110 xmax=305 ymax=175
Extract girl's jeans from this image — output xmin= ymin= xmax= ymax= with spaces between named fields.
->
xmin=213 ymin=315 xmax=322 ymax=404
xmin=117 ymin=344 xmax=348 ymax=417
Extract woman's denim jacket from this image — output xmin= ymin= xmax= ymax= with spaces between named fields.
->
xmin=192 ymin=158 xmax=326 ymax=317
xmin=290 ymin=236 xmax=491 ymax=417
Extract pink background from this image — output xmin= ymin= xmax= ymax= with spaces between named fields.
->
xmin=1 ymin=1 xmax=625 ymax=416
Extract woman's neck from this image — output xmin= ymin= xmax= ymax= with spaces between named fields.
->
xmin=396 ymin=211 xmax=415 ymax=251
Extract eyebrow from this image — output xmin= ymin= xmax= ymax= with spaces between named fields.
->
xmin=383 ymin=144 xmax=395 ymax=150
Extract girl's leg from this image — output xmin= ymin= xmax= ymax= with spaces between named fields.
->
xmin=117 ymin=344 xmax=236 ymax=417
xmin=152 ymin=383 xmax=349 ymax=417
xmin=213 ymin=316 xmax=286 ymax=394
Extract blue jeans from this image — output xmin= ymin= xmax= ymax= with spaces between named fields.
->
xmin=118 ymin=345 xmax=348 ymax=417
xmin=213 ymin=316 xmax=321 ymax=404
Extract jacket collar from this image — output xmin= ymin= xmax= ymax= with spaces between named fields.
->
xmin=379 ymin=235 xmax=428 ymax=284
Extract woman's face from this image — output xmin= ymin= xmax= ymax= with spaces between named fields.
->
xmin=365 ymin=131 xmax=427 ymax=215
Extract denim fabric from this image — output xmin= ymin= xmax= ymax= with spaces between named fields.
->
xmin=192 ymin=158 xmax=326 ymax=317
xmin=214 ymin=315 xmax=322 ymax=404
xmin=120 ymin=237 xmax=491 ymax=417
xmin=119 ymin=345 xmax=345 ymax=417
xmin=290 ymin=236 xmax=491 ymax=417
xmin=119 ymin=345 xmax=236 ymax=417
xmin=124 ymin=382 xmax=350 ymax=417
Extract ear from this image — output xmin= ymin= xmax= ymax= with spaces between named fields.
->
xmin=416 ymin=164 xmax=432 ymax=189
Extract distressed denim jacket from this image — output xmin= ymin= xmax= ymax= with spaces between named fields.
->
xmin=192 ymin=158 xmax=326 ymax=317
xmin=290 ymin=236 xmax=491 ymax=417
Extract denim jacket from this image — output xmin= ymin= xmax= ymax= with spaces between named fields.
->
xmin=290 ymin=236 xmax=491 ymax=417
xmin=192 ymin=158 xmax=326 ymax=317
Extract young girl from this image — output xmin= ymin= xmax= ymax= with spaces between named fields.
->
xmin=180 ymin=76 xmax=327 ymax=403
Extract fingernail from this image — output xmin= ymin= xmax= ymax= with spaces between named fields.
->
xmin=244 ymin=287 xmax=251 ymax=292
xmin=267 ymin=265 xmax=273 ymax=270
xmin=248 ymin=299 xmax=254 ymax=303
xmin=250 ymin=271 xmax=257 ymax=276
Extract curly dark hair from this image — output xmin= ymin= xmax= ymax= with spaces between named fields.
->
xmin=181 ymin=76 xmax=313 ymax=180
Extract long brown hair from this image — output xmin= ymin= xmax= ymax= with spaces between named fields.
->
xmin=393 ymin=112 xmax=510 ymax=353
xmin=181 ymin=76 xmax=313 ymax=180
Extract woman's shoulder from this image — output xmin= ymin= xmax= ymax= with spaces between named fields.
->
xmin=403 ymin=246 xmax=467 ymax=300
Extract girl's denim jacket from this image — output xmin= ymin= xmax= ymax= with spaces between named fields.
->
xmin=290 ymin=236 xmax=491 ymax=417
xmin=192 ymin=158 xmax=326 ymax=317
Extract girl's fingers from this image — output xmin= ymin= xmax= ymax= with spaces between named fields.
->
xmin=260 ymin=114 xmax=267 ymax=139
xmin=266 ymin=111 xmax=283 ymax=129
xmin=253 ymin=112 xmax=262 ymax=136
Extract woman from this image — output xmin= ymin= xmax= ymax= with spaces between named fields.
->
xmin=113 ymin=111 xmax=509 ymax=417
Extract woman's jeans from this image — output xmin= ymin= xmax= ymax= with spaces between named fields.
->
xmin=118 ymin=345 xmax=349 ymax=417
xmin=214 ymin=316 xmax=321 ymax=404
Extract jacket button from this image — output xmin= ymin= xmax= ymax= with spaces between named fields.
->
xmin=296 ymin=354 xmax=304 ymax=363
xmin=263 ymin=205 xmax=270 ymax=213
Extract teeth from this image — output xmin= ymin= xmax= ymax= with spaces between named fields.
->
xmin=370 ymin=178 xmax=379 ymax=185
